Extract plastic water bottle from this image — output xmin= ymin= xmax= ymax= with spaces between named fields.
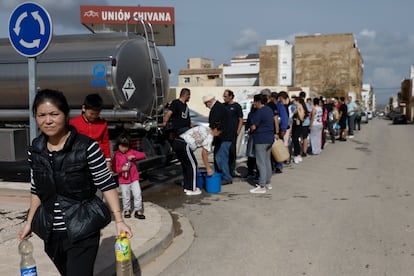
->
xmin=115 ymin=232 xmax=133 ymax=276
xmin=18 ymin=239 xmax=37 ymax=276
xmin=122 ymin=161 xmax=131 ymax=179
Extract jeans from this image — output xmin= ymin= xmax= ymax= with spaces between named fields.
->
xmin=120 ymin=180 xmax=143 ymax=212
xmin=214 ymin=141 xmax=232 ymax=182
xmin=327 ymin=120 xmax=336 ymax=142
xmin=255 ymin=143 xmax=272 ymax=186
xmin=348 ymin=114 xmax=356 ymax=135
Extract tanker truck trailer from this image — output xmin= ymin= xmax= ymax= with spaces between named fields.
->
xmin=0 ymin=32 xmax=174 ymax=177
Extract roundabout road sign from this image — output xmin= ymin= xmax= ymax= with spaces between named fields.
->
xmin=8 ymin=2 xmax=52 ymax=57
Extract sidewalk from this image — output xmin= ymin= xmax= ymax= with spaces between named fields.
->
xmin=0 ymin=181 xmax=175 ymax=275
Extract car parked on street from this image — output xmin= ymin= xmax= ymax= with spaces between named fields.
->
xmin=367 ymin=110 xmax=373 ymax=120
xmin=190 ymin=109 xmax=209 ymax=127
xmin=360 ymin=111 xmax=368 ymax=123
xmin=392 ymin=113 xmax=407 ymax=124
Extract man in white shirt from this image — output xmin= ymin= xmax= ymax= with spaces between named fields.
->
xmin=173 ymin=122 xmax=222 ymax=195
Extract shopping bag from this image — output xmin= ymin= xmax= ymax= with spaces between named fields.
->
xmin=271 ymin=139 xmax=290 ymax=162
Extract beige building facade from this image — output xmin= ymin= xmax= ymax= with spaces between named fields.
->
xmin=294 ymin=33 xmax=363 ymax=100
xmin=178 ymin=58 xmax=223 ymax=87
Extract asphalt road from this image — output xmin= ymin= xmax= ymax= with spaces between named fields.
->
xmin=142 ymin=118 xmax=414 ymax=276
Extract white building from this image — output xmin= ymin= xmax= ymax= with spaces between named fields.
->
xmin=222 ymin=54 xmax=260 ymax=86
xmin=266 ymin=40 xmax=293 ymax=86
xmin=362 ymin=83 xmax=376 ymax=112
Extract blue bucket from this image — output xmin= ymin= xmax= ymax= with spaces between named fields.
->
xmin=205 ymin=172 xmax=221 ymax=193
xmin=196 ymin=172 xmax=205 ymax=190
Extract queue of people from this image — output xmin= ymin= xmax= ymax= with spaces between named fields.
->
xmin=243 ymin=90 xmax=365 ymax=193
xmin=163 ymin=87 xmax=366 ymax=196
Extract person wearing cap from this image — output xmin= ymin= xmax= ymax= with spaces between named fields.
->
xmin=203 ymin=94 xmax=233 ymax=185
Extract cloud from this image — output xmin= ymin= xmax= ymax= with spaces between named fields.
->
xmin=356 ymin=30 xmax=414 ymax=102
xmin=1 ymin=0 xmax=108 ymax=33
xmin=231 ymin=28 xmax=260 ymax=51
xmin=359 ymin=29 xmax=376 ymax=39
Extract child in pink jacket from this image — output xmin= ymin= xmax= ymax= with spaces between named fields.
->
xmin=112 ymin=134 xmax=146 ymax=219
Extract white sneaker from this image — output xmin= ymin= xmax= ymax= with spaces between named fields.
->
xmin=265 ymin=184 xmax=273 ymax=190
xmin=185 ymin=188 xmax=202 ymax=196
xmin=348 ymin=135 xmax=354 ymax=138
xmin=293 ymin=156 xmax=302 ymax=164
xmin=250 ymin=186 xmax=266 ymax=194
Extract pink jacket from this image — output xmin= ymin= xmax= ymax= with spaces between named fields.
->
xmin=112 ymin=149 xmax=146 ymax=184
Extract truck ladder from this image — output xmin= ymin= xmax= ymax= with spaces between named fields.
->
xmin=138 ymin=19 xmax=165 ymax=122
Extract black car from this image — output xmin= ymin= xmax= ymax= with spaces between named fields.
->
xmin=392 ymin=113 xmax=407 ymax=124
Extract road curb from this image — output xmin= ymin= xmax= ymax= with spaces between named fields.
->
xmin=136 ymin=203 xmax=174 ymax=267
xmin=141 ymin=211 xmax=195 ymax=275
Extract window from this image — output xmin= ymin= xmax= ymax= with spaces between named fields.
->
xmin=183 ymin=77 xmax=190 ymax=84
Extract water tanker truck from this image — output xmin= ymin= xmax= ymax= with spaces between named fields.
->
xmin=0 ymin=32 xmax=174 ymax=175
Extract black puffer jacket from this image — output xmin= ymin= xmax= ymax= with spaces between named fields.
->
xmin=29 ymin=126 xmax=98 ymax=241
xmin=29 ymin=126 xmax=97 ymax=201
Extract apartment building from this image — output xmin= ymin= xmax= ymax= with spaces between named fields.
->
xmin=294 ymin=33 xmax=363 ymax=99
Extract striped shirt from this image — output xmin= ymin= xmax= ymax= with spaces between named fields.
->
xmin=29 ymin=141 xmax=116 ymax=232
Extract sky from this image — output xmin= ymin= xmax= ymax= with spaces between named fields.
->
xmin=1 ymin=0 xmax=414 ymax=105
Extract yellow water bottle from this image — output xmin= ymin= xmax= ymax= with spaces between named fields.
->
xmin=115 ymin=232 xmax=133 ymax=276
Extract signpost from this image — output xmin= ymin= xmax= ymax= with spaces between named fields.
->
xmin=8 ymin=2 xmax=52 ymax=143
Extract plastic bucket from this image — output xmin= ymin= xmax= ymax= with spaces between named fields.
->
xmin=205 ymin=172 xmax=221 ymax=193
xmin=196 ymin=172 xmax=205 ymax=190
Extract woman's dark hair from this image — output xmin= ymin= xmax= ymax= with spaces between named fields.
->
xmin=114 ymin=133 xmax=131 ymax=151
xmin=313 ymin=97 xmax=320 ymax=106
xmin=298 ymin=97 xmax=310 ymax=118
xmin=210 ymin=121 xmax=223 ymax=131
xmin=32 ymin=89 xmax=70 ymax=118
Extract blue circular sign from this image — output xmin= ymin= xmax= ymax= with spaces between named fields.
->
xmin=8 ymin=2 xmax=52 ymax=57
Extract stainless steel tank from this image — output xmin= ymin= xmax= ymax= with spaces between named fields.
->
xmin=0 ymin=33 xmax=170 ymax=121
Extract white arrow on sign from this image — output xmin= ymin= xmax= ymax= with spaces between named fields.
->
xmin=19 ymin=38 xmax=40 ymax=48
xmin=32 ymin=11 xmax=45 ymax=35
xmin=13 ymin=11 xmax=27 ymax=35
